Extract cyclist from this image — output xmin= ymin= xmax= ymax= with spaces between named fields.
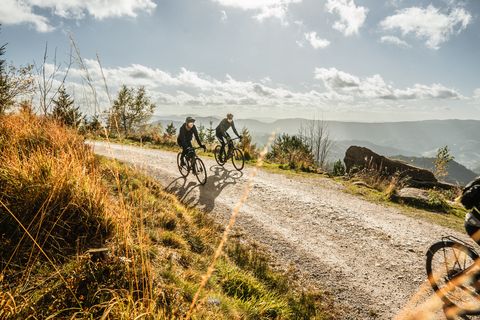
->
xmin=215 ymin=113 xmax=242 ymax=158
xmin=462 ymin=177 xmax=480 ymax=244
xmin=177 ymin=116 xmax=206 ymax=167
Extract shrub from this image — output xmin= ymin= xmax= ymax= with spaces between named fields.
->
xmin=267 ymin=134 xmax=314 ymax=170
xmin=332 ymin=159 xmax=346 ymax=176
xmin=0 ymin=113 xmax=112 ymax=267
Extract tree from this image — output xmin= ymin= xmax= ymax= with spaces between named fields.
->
xmin=198 ymin=124 xmax=206 ymax=143
xmin=86 ymin=115 xmax=102 ymax=133
xmin=0 ymin=35 xmax=34 ymax=114
xmin=108 ymin=85 xmax=156 ymax=136
xmin=299 ymin=119 xmax=334 ymax=170
xmin=238 ymin=127 xmax=257 ymax=160
xmin=434 ymin=145 xmax=454 ymax=180
xmin=268 ymin=134 xmax=314 ymax=170
xmin=165 ymin=122 xmax=177 ymax=138
xmin=51 ymin=86 xmax=84 ymax=128
xmin=35 ymin=42 xmax=73 ymax=115
xmin=206 ymin=120 xmax=216 ymax=145
xmin=332 ymin=159 xmax=346 ymax=176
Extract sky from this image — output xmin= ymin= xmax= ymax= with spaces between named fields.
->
xmin=1 ymin=0 xmax=480 ymax=122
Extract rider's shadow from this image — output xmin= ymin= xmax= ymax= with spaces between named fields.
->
xmin=165 ymin=177 xmax=198 ymax=207
xmin=165 ymin=165 xmax=243 ymax=212
xmin=197 ymin=165 xmax=243 ymax=213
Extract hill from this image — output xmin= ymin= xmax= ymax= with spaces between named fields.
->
xmin=392 ymin=155 xmax=477 ymax=186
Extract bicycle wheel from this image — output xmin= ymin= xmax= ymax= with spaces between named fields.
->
xmin=214 ymin=145 xmax=226 ymax=166
xmin=426 ymin=240 xmax=480 ymax=314
xmin=193 ymin=157 xmax=207 ymax=185
xmin=177 ymin=152 xmax=189 ymax=177
xmin=231 ymin=148 xmax=245 ymax=171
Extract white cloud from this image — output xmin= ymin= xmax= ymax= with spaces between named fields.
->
xmin=304 ymin=32 xmax=330 ymax=49
xmin=314 ymin=67 xmax=463 ymax=100
xmin=474 ymin=88 xmax=480 ymax=100
xmin=380 ymin=35 xmax=410 ymax=48
xmin=211 ymin=0 xmax=301 ymax=23
xmin=41 ymin=60 xmax=469 ymax=119
xmin=221 ymin=10 xmax=228 ymax=21
xmin=314 ymin=67 xmax=360 ymax=89
xmin=325 ymin=0 xmax=368 ymax=36
xmin=59 ymin=60 xmax=351 ymax=114
xmin=379 ymin=4 xmax=471 ymax=50
xmin=0 ymin=0 xmax=156 ymax=32
xmin=0 ymin=0 xmax=54 ymax=32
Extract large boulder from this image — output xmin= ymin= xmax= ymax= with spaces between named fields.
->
xmin=344 ymin=146 xmax=437 ymax=183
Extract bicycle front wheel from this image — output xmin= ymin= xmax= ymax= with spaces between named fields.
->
xmin=214 ymin=145 xmax=226 ymax=166
xmin=232 ymin=148 xmax=245 ymax=171
xmin=177 ymin=152 xmax=189 ymax=177
xmin=193 ymin=157 xmax=207 ymax=185
xmin=426 ymin=239 xmax=480 ymax=314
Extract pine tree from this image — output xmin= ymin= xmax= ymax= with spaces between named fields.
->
xmin=51 ymin=86 xmax=84 ymax=128
xmin=238 ymin=126 xmax=257 ymax=160
xmin=206 ymin=120 xmax=216 ymax=144
xmin=87 ymin=115 xmax=102 ymax=133
xmin=166 ymin=122 xmax=177 ymax=137
xmin=198 ymin=124 xmax=206 ymax=143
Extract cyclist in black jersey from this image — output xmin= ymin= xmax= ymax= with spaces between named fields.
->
xmin=177 ymin=116 xmax=206 ymax=166
xmin=215 ymin=113 xmax=242 ymax=156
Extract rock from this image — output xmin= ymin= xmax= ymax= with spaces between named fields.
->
xmin=397 ymin=187 xmax=430 ymax=202
xmin=352 ymin=181 xmax=373 ymax=189
xmin=344 ymin=146 xmax=437 ymax=183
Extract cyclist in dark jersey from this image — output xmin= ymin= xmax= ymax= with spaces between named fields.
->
xmin=177 ymin=116 xmax=206 ymax=166
xmin=463 ymin=177 xmax=480 ymax=244
xmin=215 ymin=113 xmax=242 ymax=156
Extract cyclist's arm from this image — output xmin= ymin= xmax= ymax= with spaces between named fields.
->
xmin=193 ymin=126 xmax=202 ymax=146
xmin=231 ymin=121 xmax=240 ymax=137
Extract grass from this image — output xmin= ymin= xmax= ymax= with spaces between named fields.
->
xmin=0 ymin=112 xmax=337 ymax=319
xmin=338 ymin=176 xmax=467 ymax=233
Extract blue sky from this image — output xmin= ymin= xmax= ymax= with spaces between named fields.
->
xmin=1 ymin=0 xmax=479 ymax=121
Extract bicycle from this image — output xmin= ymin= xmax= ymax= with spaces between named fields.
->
xmin=214 ymin=137 xmax=244 ymax=171
xmin=176 ymin=147 xmax=207 ymax=185
xmin=426 ymin=235 xmax=480 ymax=316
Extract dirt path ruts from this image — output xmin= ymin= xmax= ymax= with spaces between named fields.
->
xmin=90 ymin=141 xmax=473 ymax=319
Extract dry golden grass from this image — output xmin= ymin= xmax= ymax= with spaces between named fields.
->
xmin=0 ymin=112 xmax=335 ymax=319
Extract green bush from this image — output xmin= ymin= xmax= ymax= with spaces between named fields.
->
xmin=332 ymin=159 xmax=346 ymax=176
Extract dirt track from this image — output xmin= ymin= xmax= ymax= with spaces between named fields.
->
xmin=90 ymin=141 xmax=475 ymax=319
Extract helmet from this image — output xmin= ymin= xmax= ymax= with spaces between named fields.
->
xmin=186 ymin=116 xmax=196 ymax=123
xmin=226 ymin=113 xmax=233 ymax=120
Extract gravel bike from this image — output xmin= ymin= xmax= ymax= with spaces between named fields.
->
xmin=214 ymin=137 xmax=244 ymax=171
xmin=426 ymin=235 xmax=480 ymax=316
xmin=177 ymin=147 xmax=207 ymax=185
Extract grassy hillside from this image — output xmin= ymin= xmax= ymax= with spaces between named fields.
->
xmin=0 ymin=112 xmax=335 ymax=319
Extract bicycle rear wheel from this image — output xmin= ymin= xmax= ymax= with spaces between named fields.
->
xmin=177 ymin=152 xmax=189 ymax=177
xmin=193 ymin=157 xmax=207 ymax=185
xmin=232 ymin=148 xmax=245 ymax=171
xmin=426 ymin=239 xmax=480 ymax=314
xmin=214 ymin=145 xmax=226 ymax=166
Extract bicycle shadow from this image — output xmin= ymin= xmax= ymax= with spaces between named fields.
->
xmin=198 ymin=165 xmax=243 ymax=212
xmin=165 ymin=165 xmax=243 ymax=212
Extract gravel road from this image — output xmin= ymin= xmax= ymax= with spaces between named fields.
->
xmin=90 ymin=141 xmax=475 ymax=319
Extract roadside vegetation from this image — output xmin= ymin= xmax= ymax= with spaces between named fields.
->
xmin=0 ymin=112 xmax=337 ymax=319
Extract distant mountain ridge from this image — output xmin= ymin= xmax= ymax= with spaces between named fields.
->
xmin=391 ymin=155 xmax=477 ymax=186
